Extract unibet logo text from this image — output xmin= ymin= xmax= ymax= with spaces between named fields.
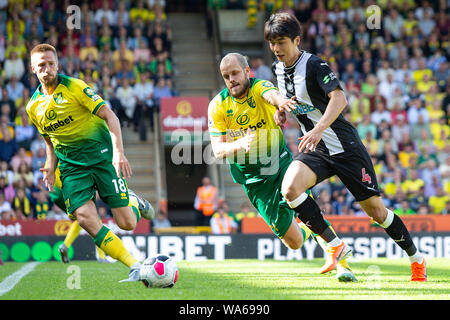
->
xmin=227 ymin=119 xmax=267 ymax=138
xmin=44 ymin=115 xmax=75 ymax=132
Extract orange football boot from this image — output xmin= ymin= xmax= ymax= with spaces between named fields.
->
xmin=320 ymin=242 xmax=352 ymax=274
xmin=411 ymin=258 xmax=427 ymax=282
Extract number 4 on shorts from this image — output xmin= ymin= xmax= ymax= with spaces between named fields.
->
xmin=361 ymin=168 xmax=372 ymax=184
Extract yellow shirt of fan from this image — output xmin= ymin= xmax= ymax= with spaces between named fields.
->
xmin=26 ymin=74 xmax=111 ymax=167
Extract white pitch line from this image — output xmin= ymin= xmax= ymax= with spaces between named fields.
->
xmin=0 ymin=262 xmax=40 ymax=297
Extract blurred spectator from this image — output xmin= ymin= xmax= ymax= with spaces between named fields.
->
xmin=13 ymin=161 xmax=34 ymax=190
xmin=394 ymin=199 xmax=416 ymax=215
xmin=79 ymin=37 xmax=99 ymax=63
xmin=152 ymin=210 xmax=172 ymax=230
xmin=152 ymin=78 xmax=173 ymax=109
xmin=4 ymin=50 xmax=25 ymax=80
xmin=95 ymin=0 xmax=115 ymax=26
xmin=6 ymin=76 xmax=25 ymax=103
xmin=0 ymin=126 xmax=18 ymax=163
xmin=0 ymin=175 xmax=14 ymax=202
xmin=31 ymin=147 xmax=46 ymax=173
xmin=233 ymin=202 xmax=257 ymax=231
xmin=14 ymin=111 xmax=35 ymax=150
xmin=10 ymin=147 xmax=32 ymax=173
xmin=357 ymin=114 xmax=377 ymax=140
xmin=11 ymin=187 xmax=31 ymax=220
xmin=133 ymin=71 xmax=155 ymax=131
xmin=210 ymin=204 xmax=237 ymax=234
xmin=428 ymin=186 xmax=448 ymax=214
xmin=250 ymin=57 xmax=273 ymax=81
xmin=0 ymin=192 xmax=13 ymax=220
xmin=370 ymin=102 xmax=391 ymax=126
xmin=194 ymin=176 xmax=218 ymax=226
xmin=116 ymin=78 xmax=137 ymax=127
xmin=33 ymin=190 xmax=50 ymax=220
xmin=0 ymin=160 xmax=14 ymax=185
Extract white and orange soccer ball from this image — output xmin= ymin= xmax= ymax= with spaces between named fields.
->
xmin=140 ymin=254 xmax=179 ymax=288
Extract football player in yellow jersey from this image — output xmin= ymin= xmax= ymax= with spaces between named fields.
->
xmin=209 ymin=53 xmax=356 ymax=281
xmin=27 ymin=44 xmax=154 ymax=283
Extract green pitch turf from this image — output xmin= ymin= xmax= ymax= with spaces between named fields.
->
xmin=1 ymin=258 xmax=449 ymax=300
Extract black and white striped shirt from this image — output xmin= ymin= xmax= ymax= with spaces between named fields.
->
xmin=272 ymin=51 xmax=361 ymax=156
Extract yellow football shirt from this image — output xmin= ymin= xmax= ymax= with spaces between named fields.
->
xmin=26 ymin=74 xmax=111 ymax=167
xmin=208 ymin=78 xmax=289 ymax=184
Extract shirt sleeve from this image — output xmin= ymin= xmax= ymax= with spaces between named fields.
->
xmin=253 ymin=79 xmax=278 ymax=97
xmin=73 ymin=79 xmax=106 ymax=115
xmin=208 ymin=97 xmax=227 ymax=137
xmin=313 ymin=58 xmax=343 ymax=96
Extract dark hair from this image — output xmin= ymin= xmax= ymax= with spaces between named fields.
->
xmin=264 ymin=12 xmax=302 ymax=41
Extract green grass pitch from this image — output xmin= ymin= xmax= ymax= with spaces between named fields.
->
xmin=1 ymin=258 xmax=449 ymax=300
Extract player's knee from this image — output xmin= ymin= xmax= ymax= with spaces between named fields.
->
xmin=111 ymin=207 xmax=137 ymax=230
xmin=367 ymin=207 xmax=387 ymax=224
xmin=116 ymin=217 xmax=136 ymax=231
xmin=281 ymin=183 xmax=304 ymax=202
xmin=360 ymin=197 xmax=387 ymax=223
xmin=282 ymin=237 xmax=302 ymax=250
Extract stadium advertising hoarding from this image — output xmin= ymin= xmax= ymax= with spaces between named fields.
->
xmin=242 ymin=215 xmax=450 ymax=234
xmin=0 ymin=218 xmax=150 ymax=237
xmin=2 ymin=233 xmax=450 ymax=262
xmin=160 ymin=96 xmax=209 ymax=133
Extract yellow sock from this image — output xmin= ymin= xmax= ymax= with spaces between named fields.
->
xmin=93 ymin=226 xmax=138 ymax=268
xmin=96 ymin=246 xmax=106 ymax=260
xmin=298 ymin=222 xmax=312 ymax=242
xmin=64 ymin=220 xmax=82 ymax=248
xmin=128 ymin=194 xmax=141 ymax=222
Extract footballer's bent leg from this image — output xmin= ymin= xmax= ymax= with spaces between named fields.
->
xmin=75 ymin=201 xmax=142 ymax=277
xmin=282 ymin=161 xmax=351 ymax=274
xmin=281 ymin=217 xmax=312 ymax=250
xmin=74 ymin=200 xmax=103 ymax=237
xmin=359 ymin=196 xmax=426 ymax=281
xmin=111 ymin=206 xmax=138 ymax=231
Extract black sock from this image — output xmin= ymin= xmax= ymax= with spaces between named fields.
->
xmin=384 ymin=214 xmax=417 ymax=256
xmin=292 ymin=196 xmax=337 ymax=243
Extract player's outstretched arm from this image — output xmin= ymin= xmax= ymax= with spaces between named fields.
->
xmin=210 ymin=132 xmax=256 ymax=160
xmin=96 ymin=106 xmax=132 ymax=179
xmin=261 ymin=88 xmax=297 ymax=113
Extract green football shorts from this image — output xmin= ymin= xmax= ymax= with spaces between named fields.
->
xmin=59 ymin=160 xmax=130 ymax=216
xmin=49 ymin=186 xmax=67 ymax=212
xmin=242 ymin=153 xmax=294 ymax=238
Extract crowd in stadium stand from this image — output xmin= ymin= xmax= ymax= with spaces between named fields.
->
xmin=0 ymin=0 xmax=174 ymax=221
xmin=0 ymin=0 xmax=448 ymax=224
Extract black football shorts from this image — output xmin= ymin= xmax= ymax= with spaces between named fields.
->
xmin=293 ymin=144 xmax=381 ymax=202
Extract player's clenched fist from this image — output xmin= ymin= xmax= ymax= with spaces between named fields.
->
xmin=238 ymin=130 xmax=256 ymax=153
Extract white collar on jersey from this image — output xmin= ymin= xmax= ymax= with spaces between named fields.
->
xmin=283 ymin=50 xmax=305 ymax=70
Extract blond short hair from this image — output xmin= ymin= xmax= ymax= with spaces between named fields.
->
xmin=30 ymin=43 xmax=58 ymax=61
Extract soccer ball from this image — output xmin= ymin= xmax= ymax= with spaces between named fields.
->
xmin=140 ymin=254 xmax=179 ymax=288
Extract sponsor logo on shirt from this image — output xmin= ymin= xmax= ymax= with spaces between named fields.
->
xmin=43 ymin=115 xmax=75 ymax=132
xmin=236 ymin=114 xmax=250 ymax=126
xmin=292 ymin=102 xmax=316 ymax=115
xmin=227 ymin=119 xmax=267 ymax=138
xmin=83 ymin=87 xmax=101 ymax=102
xmin=323 ymin=72 xmax=336 ymax=84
